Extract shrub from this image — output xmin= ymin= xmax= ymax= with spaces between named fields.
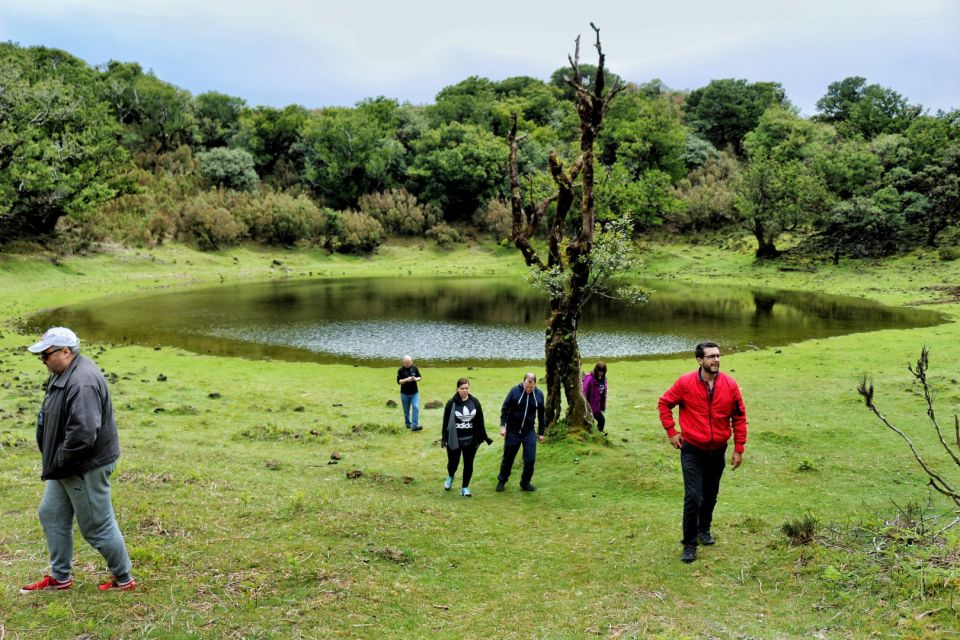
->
xmin=237 ymin=192 xmax=324 ymax=245
xmin=781 ymin=513 xmax=818 ymax=545
xmin=358 ymin=188 xmax=436 ymax=236
xmin=196 ymin=147 xmax=259 ymax=192
xmin=336 ymin=210 xmax=384 ymax=253
xmin=176 ymin=192 xmax=246 ymax=250
xmin=474 ymin=198 xmax=513 ymax=240
xmin=814 ymin=190 xmax=907 ymax=258
xmin=426 ymin=221 xmax=461 ymax=247
xmin=669 ymin=152 xmax=740 ymax=231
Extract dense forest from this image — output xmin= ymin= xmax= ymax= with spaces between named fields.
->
xmin=0 ymin=42 xmax=957 ymax=259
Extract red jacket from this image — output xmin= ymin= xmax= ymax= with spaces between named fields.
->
xmin=658 ymin=369 xmax=747 ymax=453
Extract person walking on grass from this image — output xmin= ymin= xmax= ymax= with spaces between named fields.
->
xmin=441 ymin=378 xmax=493 ymax=497
xmin=582 ymin=361 xmax=609 ymax=433
xmin=397 ymin=355 xmax=422 ymax=431
xmin=658 ymin=342 xmax=747 ymax=564
xmin=496 ymin=372 xmax=546 ymax=493
xmin=19 ymin=327 xmax=136 ymax=594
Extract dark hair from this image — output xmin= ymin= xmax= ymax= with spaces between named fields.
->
xmin=695 ymin=342 xmax=719 ymax=358
xmin=523 ymin=372 xmax=537 ymax=383
xmin=593 ymin=361 xmax=607 ymax=375
xmin=456 ymin=377 xmax=470 ymax=388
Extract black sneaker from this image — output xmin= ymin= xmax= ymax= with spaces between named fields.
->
xmin=697 ymin=531 xmax=715 ymax=545
xmin=496 ymin=481 xmax=506 ymax=492
xmin=411 ymin=425 xmax=422 ymax=432
xmin=681 ymin=546 xmax=697 ymax=563
xmin=520 ymin=483 xmax=536 ymax=492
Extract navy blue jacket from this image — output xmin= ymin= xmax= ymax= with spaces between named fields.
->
xmin=499 ymin=384 xmax=546 ymax=436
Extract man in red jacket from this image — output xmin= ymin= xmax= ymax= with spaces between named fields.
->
xmin=658 ymin=342 xmax=747 ymax=563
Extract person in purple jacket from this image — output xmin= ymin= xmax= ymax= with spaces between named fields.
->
xmin=582 ymin=361 xmax=608 ymax=433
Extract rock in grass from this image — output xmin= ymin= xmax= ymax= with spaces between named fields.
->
xmin=330 ymin=451 xmax=342 ymax=460
xmin=424 ymin=400 xmax=442 ymax=409
xmin=346 ymin=470 xmax=363 ymax=479
xmin=386 ymin=399 xmax=398 ymax=408
xmin=157 ymin=373 xmax=167 ymax=382
xmin=265 ymin=460 xmax=281 ymax=470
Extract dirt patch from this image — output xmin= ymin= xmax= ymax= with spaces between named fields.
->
xmin=916 ymin=285 xmax=960 ymax=305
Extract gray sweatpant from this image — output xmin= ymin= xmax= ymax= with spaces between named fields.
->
xmin=39 ymin=462 xmax=133 ymax=583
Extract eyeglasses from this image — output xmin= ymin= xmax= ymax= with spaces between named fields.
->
xmin=40 ymin=347 xmax=65 ymax=361
xmin=699 ymin=354 xmax=721 ymax=360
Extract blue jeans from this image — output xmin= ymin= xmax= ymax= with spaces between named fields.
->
xmin=38 ymin=461 xmax=133 ymax=583
xmin=498 ymin=430 xmax=537 ymax=486
xmin=400 ymin=392 xmax=420 ymax=428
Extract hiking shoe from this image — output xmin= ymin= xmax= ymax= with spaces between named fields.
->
xmin=697 ymin=531 xmax=715 ymax=546
xmin=20 ymin=575 xmax=72 ymax=594
xmin=411 ymin=425 xmax=422 ymax=432
xmin=496 ymin=481 xmax=506 ymax=492
xmin=460 ymin=487 xmax=472 ymax=497
xmin=681 ymin=546 xmax=697 ymax=563
xmin=520 ymin=483 xmax=537 ymax=492
xmin=97 ymin=577 xmax=137 ymax=592
xmin=444 ymin=476 xmax=454 ymax=491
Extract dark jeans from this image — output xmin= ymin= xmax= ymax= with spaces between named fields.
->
xmin=498 ymin=430 xmax=537 ymax=486
xmin=680 ymin=441 xmax=726 ymax=547
xmin=593 ymin=411 xmax=605 ymax=432
xmin=446 ymin=443 xmax=478 ymax=488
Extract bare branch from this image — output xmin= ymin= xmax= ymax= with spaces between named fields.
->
xmin=859 ymin=368 xmax=960 ymax=507
xmin=910 ymin=347 xmax=960 ymax=467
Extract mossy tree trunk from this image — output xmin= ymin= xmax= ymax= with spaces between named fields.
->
xmin=507 ymin=25 xmax=622 ymax=434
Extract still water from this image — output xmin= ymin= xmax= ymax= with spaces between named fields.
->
xmin=28 ymin=277 xmax=944 ymax=366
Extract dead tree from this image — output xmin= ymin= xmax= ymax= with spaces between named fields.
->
xmin=858 ymin=347 xmax=960 ymax=508
xmin=507 ymin=24 xmax=623 ymax=433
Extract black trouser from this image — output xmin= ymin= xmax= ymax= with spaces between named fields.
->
xmin=593 ymin=411 xmax=605 ymax=432
xmin=446 ymin=443 xmax=478 ymax=488
xmin=498 ymin=430 xmax=537 ymax=486
xmin=680 ymin=441 xmax=726 ymax=547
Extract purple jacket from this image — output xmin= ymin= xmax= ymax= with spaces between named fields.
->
xmin=582 ymin=372 xmax=607 ymax=414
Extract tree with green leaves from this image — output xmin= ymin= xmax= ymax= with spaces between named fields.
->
xmin=0 ymin=44 xmax=128 ymax=241
xmin=406 ymin=122 xmax=508 ymax=220
xmin=684 ymin=78 xmax=788 ymax=155
xmin=301 ymin=102 xmax=406 ymax=209
xmin=815 ymin=76 xmax=921 ymax=139
xmin=194 ymin=91 xmax=246 ymax=149
xmin=233 ymin=104 xmax=309 ymax=189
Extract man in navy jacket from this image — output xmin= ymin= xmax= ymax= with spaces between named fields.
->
xmin=496 ymin=373 xmax=546 ymax=492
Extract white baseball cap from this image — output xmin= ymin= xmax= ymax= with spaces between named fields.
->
xmin=27 ymin=327 xmax=80 ymax=353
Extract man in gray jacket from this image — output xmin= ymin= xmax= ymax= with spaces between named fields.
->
xmin=19 ymin=327 xmax=136 ymax=593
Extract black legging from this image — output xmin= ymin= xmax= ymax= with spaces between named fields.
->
xmin=593 ymin=411 xmax=606 ymax=432
xmin=446 ymin=443 xmax=479 ymax=488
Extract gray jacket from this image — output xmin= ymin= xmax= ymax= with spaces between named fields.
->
xmin=36 ymin=354 xmax=120 ymax=480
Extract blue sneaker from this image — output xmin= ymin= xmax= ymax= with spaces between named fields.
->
xmin=444 ymin=476 xmax=454 ymax=491
xmin=460 ymin=487 xmax=472 ymax=497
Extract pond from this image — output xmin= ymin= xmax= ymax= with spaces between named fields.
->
xmin=27 ymin=276 xmax=944 ymax=366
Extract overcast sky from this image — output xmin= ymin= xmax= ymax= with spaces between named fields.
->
xmin=3 ymin=0 xmax=958 ymax=116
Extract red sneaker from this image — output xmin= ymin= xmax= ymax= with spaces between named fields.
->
xmin=98 ymin=577 xmax=137 ymax=592
xmin=20 ymin=575 xmax=72 ymax=594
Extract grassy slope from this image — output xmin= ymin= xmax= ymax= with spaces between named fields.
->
xmin=1 ymin=241 xmax=958 ymax=639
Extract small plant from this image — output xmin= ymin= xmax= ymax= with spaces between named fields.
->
xmin=781 ymin=513 xmax=818 ymax=545
xmin=797 ymin=459 xmax=817 ymax=472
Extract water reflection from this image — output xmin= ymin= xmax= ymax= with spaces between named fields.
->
xmin=27 ymin=277 xmax=943 ymax=366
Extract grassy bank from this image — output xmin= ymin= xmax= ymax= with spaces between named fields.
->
xmin=1 ymin=241 xmax=959 ymax=639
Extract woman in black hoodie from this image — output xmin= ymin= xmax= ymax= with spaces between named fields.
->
xmin=441 ymin=378 xmax=493 ymax=496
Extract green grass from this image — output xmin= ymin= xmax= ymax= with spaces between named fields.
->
xmin=1 ymin=240 xmax=958 ymax=639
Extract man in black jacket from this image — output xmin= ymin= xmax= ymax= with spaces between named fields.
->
xmin=19 ymin=327 xmax=136 ymax=593
xmin=496 ymin=373 xmax=546 ymax=492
